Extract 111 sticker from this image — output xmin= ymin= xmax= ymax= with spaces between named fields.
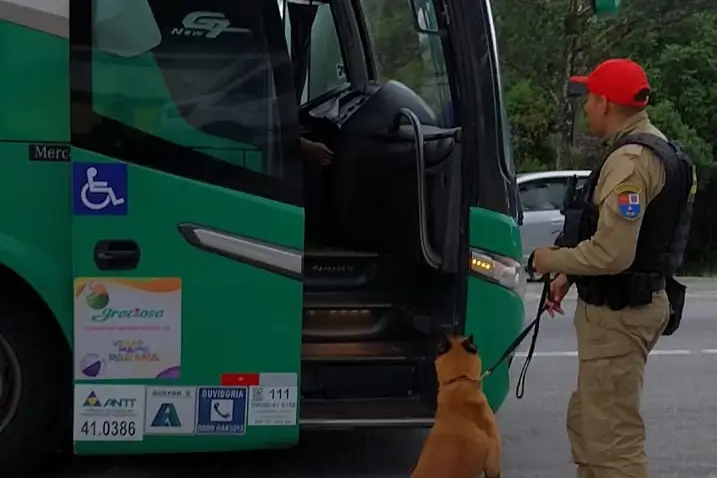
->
xmin=248 ymin=386 xmax=298 ymax=426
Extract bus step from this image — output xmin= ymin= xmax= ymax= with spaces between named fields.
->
xmin=303 ymin=249 xmax=382 ymax=290
xmin=304 ymin=248 xmax=380 ymax=258
xmin=302 ymin=308 xmax=391 ymax=341
xmin=303 ymin=290 xmax=392 ymax=309
xmin=300 ymin=344 xmax=433 ymax=401
xmin=301 ymin=341 xmax=424 ymax=363
xmin=300 ymin=397 xmax=434 ymax=428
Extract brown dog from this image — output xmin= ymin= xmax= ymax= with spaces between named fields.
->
xmin=411 ymin=335 xmax=501 ymax=478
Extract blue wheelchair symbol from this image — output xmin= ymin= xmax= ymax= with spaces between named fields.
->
xmin=72 ymin=163 xmax=128 ymax=216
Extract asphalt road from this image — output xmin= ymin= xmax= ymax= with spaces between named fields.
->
xmin=58 ymin=278 xmax=717 ymax=478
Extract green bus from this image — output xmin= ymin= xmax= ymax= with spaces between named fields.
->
xmin=0 ymin=0 xmax=538 ymax=475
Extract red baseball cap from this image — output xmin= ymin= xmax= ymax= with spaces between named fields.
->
xmin=568 ymin=58 xmax=651 ymax=108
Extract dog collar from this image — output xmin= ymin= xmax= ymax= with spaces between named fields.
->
xmin=444 ymin=375 xmax=481 ymax=387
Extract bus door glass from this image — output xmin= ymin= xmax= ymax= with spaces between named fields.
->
xmin=358 ymin=0 xmax=455 ymax=126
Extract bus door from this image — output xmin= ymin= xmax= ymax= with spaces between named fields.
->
xmin=453 ymin=0 xmax=525 ymax=408
xmin=404 ymin=0 xmax=525 ymax=409
xmin=69 ymin=0 xmax=303 ymax=453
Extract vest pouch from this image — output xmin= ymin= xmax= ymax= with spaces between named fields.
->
xmin=625 ymin=273 xmax=655 ymax=308
xmin=577 ymin=279 xmax=603 ymax=306
xmin=663 ymin=276 xmax=687 ymax=336
xmin=604 ymin=277 xmax=629 ymax=310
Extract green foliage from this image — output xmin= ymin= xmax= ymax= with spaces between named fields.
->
xmin=495 ymin=0 xmax=717 ymax=271
xmin=358 ymin=0 xmax=451 ymax=117
xmin=496 ymin=0 xmax=717 ymax=164
xmin=505 ymin=79 xmax=556 ymax=170
xmin=646 ymin=13 xmax=717 ymax=155
xmin=361 ymin=0 xmax=430 ymax=92
xmin=647 ymin=101 xmax=714 ymax=168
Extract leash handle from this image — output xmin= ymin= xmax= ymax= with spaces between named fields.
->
xmin=480 ymin=251 xmax=551 ymax=400
xmin=515 ymin=274 xmax=550 ymax=399
xmin=480 ymin=269 xmax=551 ymax=396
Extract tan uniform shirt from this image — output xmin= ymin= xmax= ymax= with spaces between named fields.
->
xmin=543 ymin=112 xmax=667 ymax=275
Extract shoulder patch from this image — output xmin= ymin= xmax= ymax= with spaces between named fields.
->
xmin=613 ymin=183 xmax=642 ymax=220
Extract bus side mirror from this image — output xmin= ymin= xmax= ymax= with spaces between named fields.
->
xmin=408 ymin=0 xmax=441 ymax=35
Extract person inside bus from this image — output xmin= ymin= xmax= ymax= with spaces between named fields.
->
xmin=300 ymin=136 xmax=333 ymax=165
xmin=300 ymin=132 xmax=334 ymax=247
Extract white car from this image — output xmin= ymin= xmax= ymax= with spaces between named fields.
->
xmin=518 ymin=170 xmax=591 ymax=267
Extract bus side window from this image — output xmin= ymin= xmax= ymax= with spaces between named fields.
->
xmin=76 ymin=0 xmax=302 ymax=204
xmin=280 ymin=1 xmax=349 ymax=104
xmin=304 ymin=4 xmax=348 ymax=101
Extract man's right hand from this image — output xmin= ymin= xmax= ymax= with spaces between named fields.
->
xmin=545 ymin=273 xmax=571 ymax=317
xmin=300 ymin=137 xmax=334 ymax=166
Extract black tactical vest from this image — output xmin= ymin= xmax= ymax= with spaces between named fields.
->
xmin=566 ymin=132 xmax=695 ymax=312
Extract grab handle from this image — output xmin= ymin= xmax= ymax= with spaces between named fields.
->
xmin=393 ymin=108 xmax=442 ymax=269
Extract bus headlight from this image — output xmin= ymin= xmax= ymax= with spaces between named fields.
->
xmin=469 ymin=248 xmax=526 ymax=296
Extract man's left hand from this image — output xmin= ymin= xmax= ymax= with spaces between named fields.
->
xmin=531 ymin=247 xmax=553 ymax=275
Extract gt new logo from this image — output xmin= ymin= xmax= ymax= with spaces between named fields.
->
xmin=172 ymin=11 xmax=252 ymax=39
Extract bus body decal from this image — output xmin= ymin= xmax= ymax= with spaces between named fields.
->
xmin=178 ymin=223 xmax=302 ymax=278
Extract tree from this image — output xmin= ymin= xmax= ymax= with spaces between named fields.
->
xmin=505 ymin=79 xmax=556 ymax=171
xmin=648 ymin=101 xmax=714 ymax=168
xmin=496 ymin=1 xmax=717 ymax=271
xmin=360 ymin=0 xmax=430 ymax=92
xmin=495 ymin=0 xmax=717 ymax=168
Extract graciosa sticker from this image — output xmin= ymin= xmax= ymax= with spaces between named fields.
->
xmin=74 ymin=278 xmax=183 ymax=380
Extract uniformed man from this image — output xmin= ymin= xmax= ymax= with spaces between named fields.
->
xmin=530 ymin=58 xmax=696 ymax=478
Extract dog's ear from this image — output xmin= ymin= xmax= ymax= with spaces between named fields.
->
xmin=436 ymin=334 xmax=452 ymax=356
xmin=462 ymin=335 xmax=478 ymax=354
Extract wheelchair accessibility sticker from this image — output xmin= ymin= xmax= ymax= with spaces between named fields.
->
xmin=72 ymin=163 xmax=128 ymax=215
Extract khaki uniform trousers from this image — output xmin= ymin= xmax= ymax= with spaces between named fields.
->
xmin=567 ymin=292 xmax=670 ymax=478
